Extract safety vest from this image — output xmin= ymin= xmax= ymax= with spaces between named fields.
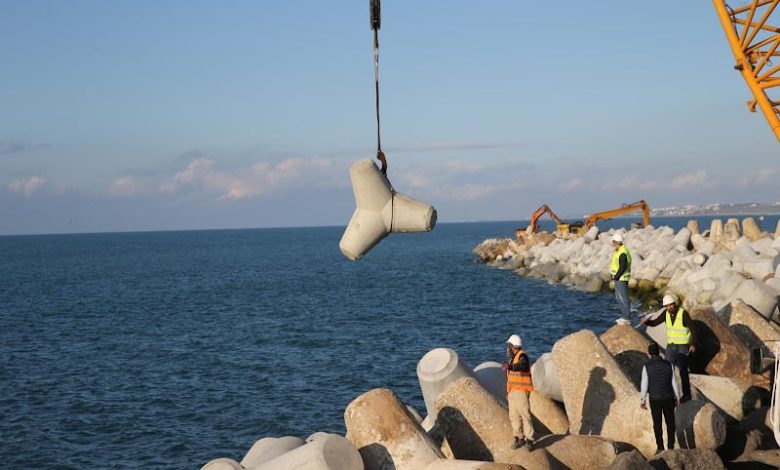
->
xmin=507 ymin=350 xmax=534 ymax=393
xmin=665 ymin=308 xmax=691 ymax=345
xmin=610 ymin=245 xmax=632 ymax=281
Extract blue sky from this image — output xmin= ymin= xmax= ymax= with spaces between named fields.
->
xmin=1 ymin=1 xmax=777 ymax=235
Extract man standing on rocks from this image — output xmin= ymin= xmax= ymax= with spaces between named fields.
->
xmin=501 ymin=334 xmax=535 ymax=451
xmin=640 ymin=342 xmax=680 ymax=454
xmin=640 ymin=294 xmax=696 ymax=401
xmin=610 ymin=232 xmax=632 ymax=325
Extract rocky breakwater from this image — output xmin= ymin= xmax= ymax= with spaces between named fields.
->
xmin=474 ymin=218 xmax=780 ymax=319
xmin=202 ymin=312 xmax=780 ymax=469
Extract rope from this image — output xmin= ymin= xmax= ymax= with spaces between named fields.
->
xmin=371 ymin=0 xmax=387 ymax=174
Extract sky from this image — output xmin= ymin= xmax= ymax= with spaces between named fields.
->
xmin=0 ymin=1 xmax=778 ymax=235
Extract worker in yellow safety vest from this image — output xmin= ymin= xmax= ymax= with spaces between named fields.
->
xmin=610 ymin=232 xmax=632 ymax=325
xmin=640 ymin=294 xmax=697 ymax=401
xmin=501 ymin=334 xmax=535 ymax=451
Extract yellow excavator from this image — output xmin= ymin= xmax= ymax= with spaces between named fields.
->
xmin=554 ymin=200 xmax=651 ymax=237
xmin=514 ymin=205 xmax=562 ymax=238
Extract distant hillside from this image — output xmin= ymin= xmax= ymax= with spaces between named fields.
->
xmin=651 ymin=202 xmax=780 ymax=217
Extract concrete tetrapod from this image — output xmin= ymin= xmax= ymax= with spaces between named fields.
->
xmin=472 ymin=362 xmax=568 ymax=435
xmin=689 ymin=374 xmax=764 ymax=422
xmin=688 ymin=306 xmax=752 ymax=381
xmin=718 ymin=299 xmax=780 ymax=358
xmin=605 ymin=450 xmax=653 ymax=470
xmin=339 ymin=159 xmax=436 ymax=260
xmin=417 ymin=347 xmax=475 ymax=421
xmin=531 ymin=352 xmax=562 ymax=402
xmin=674 ymin=400 xmax=727 ymax=450
xmin=600 ymin=324 xmax=651 ymax=389
xmin=648 ymin=448 xmax=726 ymax=469
xmin=539 ymin=434 xmax=636 ymax=470
xmin=422 ymin=461 xmax=524 ymax=470
xmin=344 ymin=388 xmax=442 ymax=470
xmin=551 ymin=329 xmax=657 ymax=457
xmin=729 ymin=279 xmax=780 ymax=319
xmin=201 ymin=458 xmax=243 ymax=470
xmin=434 ymin=377 xmax=565 ymax=469
xmin=241 ymin=436 xmax=306 ymax=468
xmin=473 ymin=361 xmax=507 ymax=406
xmin=253 ymin=434 xmax=363 ymax=470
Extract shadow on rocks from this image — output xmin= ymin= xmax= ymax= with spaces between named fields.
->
xmin=580 ymin=367 xmax=615 ymax=436
xmin=358 ymin=443 xmax=396 ymax=470
xmin=690 ymin=320 xmax=720 ymax=374
xmin=436 ymin=406 xmax=493 ymax=462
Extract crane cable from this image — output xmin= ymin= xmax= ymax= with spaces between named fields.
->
xmin=371 ymin=0 xmax=387 ymax=174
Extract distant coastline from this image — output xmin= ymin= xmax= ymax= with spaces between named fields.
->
xmin=560 ymin=202 xmax=780 ymax=219
xmin=650 ymin=201 xmax=780 ymax=217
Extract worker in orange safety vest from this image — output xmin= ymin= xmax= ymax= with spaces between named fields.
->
xmin=501 ymin=334 xmax=535 ymax=451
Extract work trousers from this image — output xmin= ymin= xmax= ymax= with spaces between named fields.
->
xmin=665 ymin=343 xmax=691 ymax=398
xmin=508 ymin=390 xmax=534 ymax=440
xmin=649 ymin=398 xmax=676 ymax=450
xmin=615 ymin=280 xmax=631 ymax=320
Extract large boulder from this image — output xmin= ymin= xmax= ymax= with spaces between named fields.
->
xmin=434 ymin=377 xmax=564 ymax=469
xmin=718 ymin=299 xmax=780 ymax=358
xmin=531 ymin=352 xmax=562 ymax=402
xmin=551 ymin=329 xmax=657 ymax=456
xmin=648 ymin=448 xmax=725 ymax=469
xmin=345 ymin=388 xmax=442 ymax=470
xmin=600 ymin=324 xmax=652 ymax=389
xmin=688 ymin=306 xmax=752 ymax=381
xmin=539 ymin=434 xmax=636 ymax=470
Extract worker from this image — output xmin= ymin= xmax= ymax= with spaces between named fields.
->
xmin=501 ymin=334 xmax=535 ymax=451
xmin=610 ymin=232 xmax=632 ymax=325
xmin=640 ymin=342 xmax=680 ymax=454
xmin=640 ymin=294 xmax=696 ymax=402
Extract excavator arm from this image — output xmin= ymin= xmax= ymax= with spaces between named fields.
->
xmin=584 ymin=200 xmax=650 ymax=228
xmin=515 ymin=204 xmax=562 ymax=237
xmin=713 ymin=0 xmax=780 ymax=142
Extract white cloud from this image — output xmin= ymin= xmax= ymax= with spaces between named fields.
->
xmin=558 ymin=178 xmax=583 ymax=192
xmin=162 ymin=156 xmax=344 ymax=200
xmin=9 ymin=176 xmax=45 ymax=197
xmin=669 ymin=170 xmax=710 ymax=189
xmin=737 ymin=167 xmax=777 ymax=187
xmin=110 ymin=176 xmax=147 ymax=197
xmin=609 ymin=176 xmax=660 ymax=191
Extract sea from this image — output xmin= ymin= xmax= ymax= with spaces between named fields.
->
xmin=1 ymin=215 xmax=778 ymax=469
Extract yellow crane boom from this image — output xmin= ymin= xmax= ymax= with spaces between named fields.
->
xmin=713 ymin=0 xmax=780 ymax=142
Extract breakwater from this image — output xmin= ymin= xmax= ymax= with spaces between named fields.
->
xmin=202 ymin=217 xmax=780 ymax=468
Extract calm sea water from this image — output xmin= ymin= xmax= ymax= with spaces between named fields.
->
xmin=1 ymin=215 xmax=777 ymax=469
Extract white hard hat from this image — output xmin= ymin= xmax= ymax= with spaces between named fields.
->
xmin=507 ymin=334 xmax=522 ymax=347
xmin=612 ymin=232 xmax=624 ymax=243
xmin=662 ymin=294 xmax=678 ymax=306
